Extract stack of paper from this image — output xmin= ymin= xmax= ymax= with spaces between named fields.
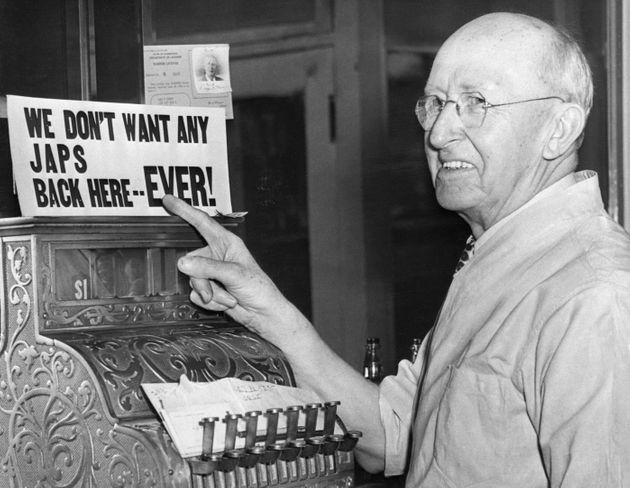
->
xmin=142 ymin=375 xmax=337 ymax=458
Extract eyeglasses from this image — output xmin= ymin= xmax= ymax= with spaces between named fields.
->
xmin=415 ymin=92 xmax=565 ymax=130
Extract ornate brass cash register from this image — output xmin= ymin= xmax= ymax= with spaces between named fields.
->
xmin=0 ymin=215 xmax=359 ymax=487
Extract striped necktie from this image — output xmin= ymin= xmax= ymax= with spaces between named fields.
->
xmin=454 ymin=235 xmax=476 ymax=274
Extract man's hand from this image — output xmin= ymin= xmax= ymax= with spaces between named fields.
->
xmin=162 ymin=195 xmax=299 ymax=340
xmin=163 ymin=195 xmax=387 ymax=468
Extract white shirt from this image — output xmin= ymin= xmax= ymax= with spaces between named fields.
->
xmin=379 ymin=171 xmax=630 ymax=487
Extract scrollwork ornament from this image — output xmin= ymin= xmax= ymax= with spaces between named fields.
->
xmin=4 ymin=246 xmax=32 ymax=356
xmin=0 ymin=244 xmax=105 ymax=488
xmin=0 ymin=332 xmax=103 ymax=487
xmin=7 ymin=246 xmax=31 ymax=288
xmin=1 ymin=383 xmax=100 ymax=487
xmin=98 ymin=426 xmax=161 ymax=488
xmin=45 ymin=301 xmax=212 ymax=329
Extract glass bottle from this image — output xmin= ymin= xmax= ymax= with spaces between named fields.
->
xmin=363 ymin=337 xmax=383 ymax=383
xmin=410 ymin=338 xmax=422 ymax=363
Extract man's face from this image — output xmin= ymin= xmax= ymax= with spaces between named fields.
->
xmin=205 ymin=57 xmax=217 ymax=77
xmin=423 ymin=25 xmax=557 ymax=232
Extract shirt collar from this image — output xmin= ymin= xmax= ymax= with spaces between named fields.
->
xmin=475 ymin=170 xmax=596 ymax=251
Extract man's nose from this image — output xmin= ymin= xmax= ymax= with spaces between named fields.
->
xmin=427 ymin=101 xmax=464 ymax=149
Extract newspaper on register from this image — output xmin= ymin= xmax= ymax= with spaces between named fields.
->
xmin=142 ymin=375 xmax=344 ymax=458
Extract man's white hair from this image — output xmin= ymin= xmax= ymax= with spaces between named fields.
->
xmin=539 ymin=20 xmax=594 ymax=119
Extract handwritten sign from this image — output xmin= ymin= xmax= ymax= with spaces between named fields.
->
xmin=7 ymin=95 xmax=232 ymax=217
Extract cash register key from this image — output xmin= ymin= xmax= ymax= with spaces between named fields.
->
xmin=244 ymin=445 xmax=265 ymax=488
xmin=260 ymin=443 xmax=281 ymax=485
xmin=243 ymin=410 xmax=262 ymax=449
xmin=339 ymin=430 xmax=363 ymax=451
xmin=265 ymin=443 xmax=286 ymax=484
xmin=191 ymin=474 xmax=204 ymax=488
xmin=323 ymin=433 xmax=343 ymax=455
xmin=287 ymin=439 xmax=307 ymax=481
xmin=222 ymin=450 xmax=246 ymax=488
xmin=222 ymin=413 xmax=242 ymax=451
xmin=304 ymin=403 xmax=322 ymax=439
xmin=305 ymin=436 xmax=326 ymax=478
xmin=284 ymin=405 xmax=302 ymax=442
xmin=323 ymin=400 xmax=341 ymax=436
xmin=264 ymin=407 xmax=283 ymax=446
xmin=213 ymin=470 xmax=226 ymax=488
xmin=214 ymin=451 xmax=239 ymax=488
xmin=323 ymin=434 xmax=344 ymax=474
xmin=192 ymin=473 xmax=216 ymax=488
xmin=199 ymin=417 xmax=220 ymax=459
xmin=190 ymin=452 xmax=220 ymax=488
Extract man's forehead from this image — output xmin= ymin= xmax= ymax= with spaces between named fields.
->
xmin=426 ymin=27 xmax=546 ymax=95
xmin=426 ymin=55 xmax=509 ymax=93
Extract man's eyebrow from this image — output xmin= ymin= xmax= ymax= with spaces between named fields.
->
xmin=423 ymin=83 xmax=487 ymax=97
xmin=423 ymin=84 xmax=442 ymax=95
xmin=459 ymin=82 xmax=486 ymax=93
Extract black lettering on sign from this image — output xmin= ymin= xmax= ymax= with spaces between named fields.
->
xmin=87 ymin=178 xmax=133 ymax=207
xmin=102 ymin=112 xmax=116 ymax=140
xmin=121 ymin=113 xmax=170 ymax=142
xmin=176 ymin=116 xmax=209 ymax=144
xmin=64 ymin=110 xmax=109 ymax=140
xmin=143 ymin=165 xmax=215 ymax=207
xmin=62 ymin=110 xmax=116 ymax=141
xmin=30 ymin=143 xmax=43 ymax=172
xmin=30 ymin=143 xmax=87 ymax=174
xmin=51 ymin=144 xmax=70 ymax=173
xmin=143 ymin=166 xmax=160 ymax=206
xmin=73 ymin=145 xmax=87 ymax=173
xmin=23 ymin=108 xmax=55 ymax=138
xmin=32 ymin=178 xmax=85 ymax=208
xmin=189 ymin=167 xmax=213 ymax=206
xmin=158 ymin=166 xmax=175 ymax=194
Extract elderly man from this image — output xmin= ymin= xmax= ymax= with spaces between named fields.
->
xmin=200 ymin=54 xmax=223 ymax=82
xmin=163 ymin=12 xmax=630 ymax=487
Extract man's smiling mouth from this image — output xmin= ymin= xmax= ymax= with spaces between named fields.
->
xmin=442 ymin=161 xmax=474 ymax=169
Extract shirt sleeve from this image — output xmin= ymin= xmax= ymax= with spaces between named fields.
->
xmin=524 ymin=284 xmax=630 ymax=487
xmin=378 ymin=338 xmax=426 ymax=476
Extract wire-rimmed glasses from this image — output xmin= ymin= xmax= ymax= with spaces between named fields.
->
xmin=415 ymin=92 xmax=565 ymax=130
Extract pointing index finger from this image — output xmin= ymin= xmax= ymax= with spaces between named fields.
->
xmin=162 ymin=194 xmax=225 ymax=241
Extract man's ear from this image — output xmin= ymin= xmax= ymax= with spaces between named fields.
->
xmin=543 ymin=103 xmax=586 ymax=160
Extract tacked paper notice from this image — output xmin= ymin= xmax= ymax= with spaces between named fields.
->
xmin=144 ymin=44 xmax=233 ymax=119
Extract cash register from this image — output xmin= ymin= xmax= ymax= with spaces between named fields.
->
xmin=0 ymin=214 xmax=360 ymax=487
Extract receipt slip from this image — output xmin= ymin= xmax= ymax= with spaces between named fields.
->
xmin=142 ymin=375 xmax=341 ymax=458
